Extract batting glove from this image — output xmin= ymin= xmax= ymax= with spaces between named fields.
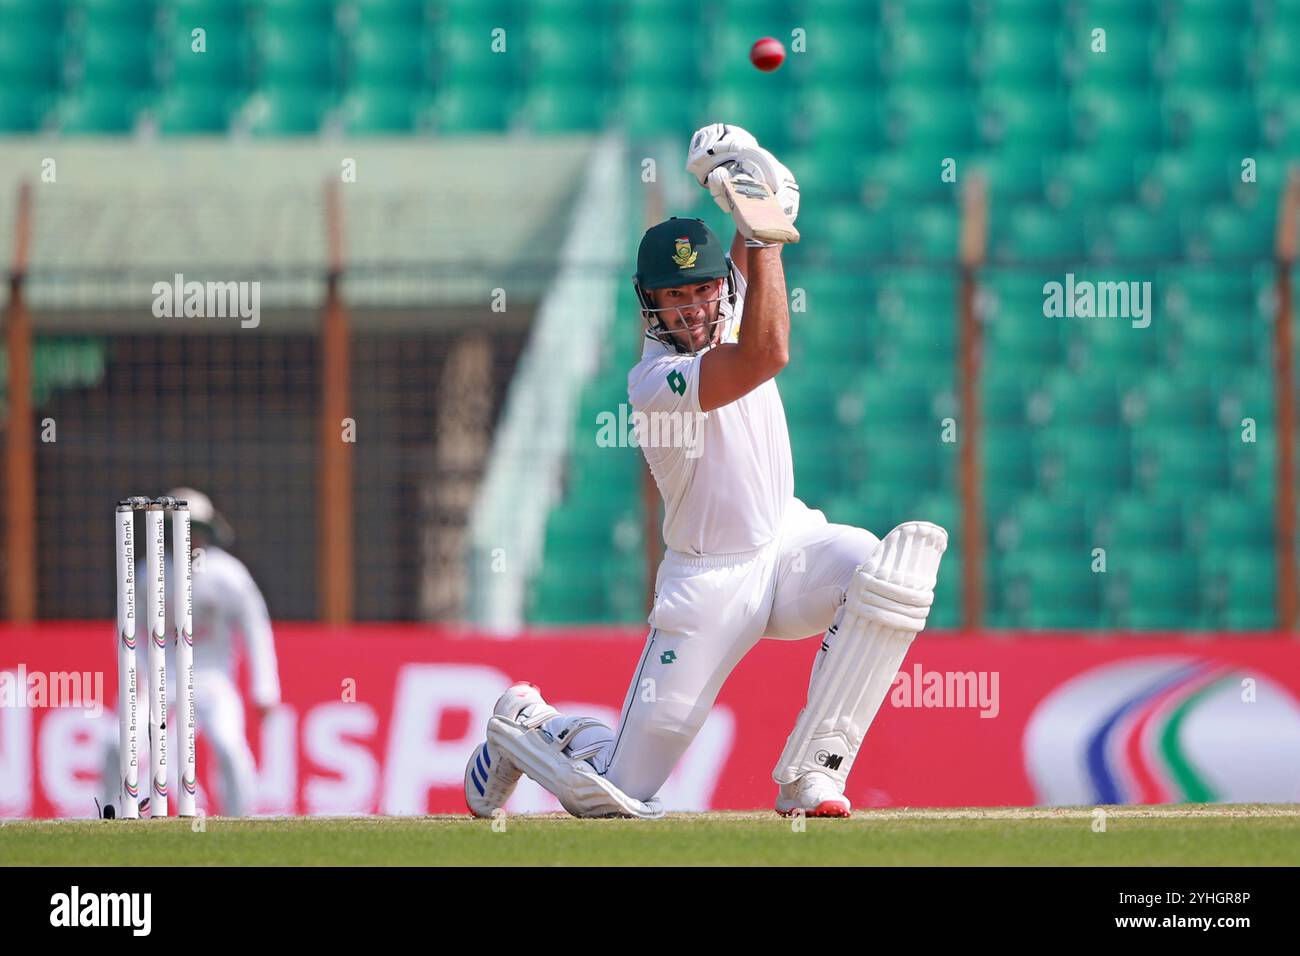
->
xmin=686 ymin=123 xmax=759 ymax=187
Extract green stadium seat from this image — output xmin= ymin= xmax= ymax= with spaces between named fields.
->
xmin=169 ymin=0 xmax=246 ymax=24
xmin=854 ymin=428 xmax=944 ymax=491
xmin=1112 ymin=555 xmax=1203 ymax=630
xmin=339 ymin=86 xmax=417 ymax=133
xmin=808 ymin=208 xmax=894 ymax=258
xmin=882 ymin=23 xmax=970 ymax=84
xmin=257 ymin=21 xmax=337 ymax=86
xmin=55 ymin=87 xmax=142 ymax=132
xmin=1001 ymin=550 xmax=1103 ymax=629
xmin=982 ymin=370 xmax=1032 ymax=425
xmin=0 ymin=0 xmax=66 ymax=26
xmin=800 ymin=24 xmax=880 ymax=82
xmin=517 ymin=83 xmax=610 ymax=132
xmin=1000 ymin=496 xmax=1090 ymax=549
xmin=803 ymin=91 xmax=883 ymax=149
xmin=254 ymin=0 xmax=335 ymax=27
xmin=528 ymin=23 xmax=614 ymax=84
xmin=1068 ymin=36 xmax=1154 ymax=92
xmin=1099 ymin=495 xmax=1184 ymax=551
xmin=424 ymin=85 xmax=515 ymax=132
xmin=1192 ymin=495 xmax=1274 ymax=552
xmin=879 ymin=272 xmax=958 ymax=316
xmin=1134 ymin=428 xmax=1231 ymax=492
xmin=1160 ymin=265 xmax=1256 ymax=314
xmin=1073 ymin=0 xmax=1158 ymax=28
xmin=1032 ymin=371 xmax=1123 ymax=428
xmin=1087 ymin=205 xmax=1181 ymax=260
xmin=1078 ymin=314 xmax=1165 ymax=377
xmin=441 ymin=23 xmax=521 ymax=84
xmin=984 ymin=425 xmax=1037 ymax=491
xmin=985 ymin=306 xmax=1065 ymax=364
xmin=1189 ymin=204 xmax=1274 ymax=261
xmin=0 ymin=28 xmax=62 ymax=87
xmin=980 ymin=90 xmax=1070 ymax=149
xmin=1205 ymin=553 xmax=1278 ymax=629
xmin=166 ymin=23 xmax=250 ymax=85
xmin=1037 ymin=429 xmax=1133 ymax=494
xmin=977 ymin=20 xmax=1061 ymax=85
xmin=991 ymin=203 xmax=1085 ymax=263
xmin=238 ymin=85 xmax=328 ymax=134
xmin=616 ymin=86 xmax=704 ymax=140
xmin=151 ymin=84 xmax=232 ymax=132
xmin=1047 ymin=150 xmax=1137 ymax=207
xmin=1160 ymin=27 xmax=1244 ymax=87
xmin=0 ymin=88 xmax=49 ymax=132
xmin=1130 ymin=372 xmax=1218 ymax=426
xmin=620 ymin=29 xmax=706 ymax=84
xmin=1163 ymin=89 xmax=1257 ymax=149
xmin=76 ymin=27 xmax=156 ymax=88
xmin=862 ymin=151 xmax=956 ymax=208
xmin=1140 ymin=151 xmax=1233 ymax=207
xmin=1072 ymin=90 xmax=1162 ymax=149
xmin=350 ymin=24 xmax=429 ymax=87
xmin=894 ymin=204 xmax=959 ymax=263
xmin=1256 ymin=29 xmax=1300 ymax=99
xmin=973 ymin=151 xmax=1047 ymax=203
xmin=853 ymin=378 xmax=940 ymax=426
xmin=885 ymin=89 xmax=977 ymax=149
xmin=1175 ymin=310 xmax=1259 ymax=372
xmin=351 ymin=0 xmax=426 ymax=26
xmin=626 ymin=0 xmax=699 ymax=22
xmin=1221 ymin=372 xmax=1276 ymax=427
xmin=71 ymin=0 xmax=156 ymax=21
xmin=821 ymin=493 xmax=912 ymax=540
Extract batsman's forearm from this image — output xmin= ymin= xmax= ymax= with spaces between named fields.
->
xmin=738 ymin=245 xmax=789 ymax=369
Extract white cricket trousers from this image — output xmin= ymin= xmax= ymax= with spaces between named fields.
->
xmin=566 ymin=497 xmax=879 ymax=802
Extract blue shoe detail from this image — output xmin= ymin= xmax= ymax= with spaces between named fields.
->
xmin=476 ymin=754 xmax=488 ymax=779
xmin=481 ymin=744 xmax=491 ymax=768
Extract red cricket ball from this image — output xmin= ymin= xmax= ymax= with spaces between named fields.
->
xmin=750 ymin=37 xmax=785 ymax=72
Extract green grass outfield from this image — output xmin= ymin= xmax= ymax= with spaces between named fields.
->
xmin=3 ymin=806 xmax=1298 ymax=866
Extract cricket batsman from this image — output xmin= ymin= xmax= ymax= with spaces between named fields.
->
xmin=104 ymin=487 xmax=280 ymax=817
xmin=465 ymin=124 xmax=947 ymax=818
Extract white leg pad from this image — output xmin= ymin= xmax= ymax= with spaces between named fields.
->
xmin=773 ymin=521 xmax=948 ymax=787
xmin=487 ymin=716 xmax=664 ymax=819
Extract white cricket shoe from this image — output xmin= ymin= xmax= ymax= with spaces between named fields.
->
xmin=775 ymin=771 xmax=852 ymax=818
xmin=464 ymin=682 xmax=558 ymax=818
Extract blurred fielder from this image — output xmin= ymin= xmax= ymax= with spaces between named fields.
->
xmin=104 ymin=487 xmax=280 ymax=817
xmin=467 ymin=124 xmax=947 ymax=818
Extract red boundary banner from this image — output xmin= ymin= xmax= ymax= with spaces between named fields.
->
xmin=2 ymin=624 xmax=1298 ymax=817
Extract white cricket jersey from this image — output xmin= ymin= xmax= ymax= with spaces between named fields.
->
xmin=628 ymin=268 xmax=794 ymax=555
xmin=141 ymin=545 xmax=281 ymax=708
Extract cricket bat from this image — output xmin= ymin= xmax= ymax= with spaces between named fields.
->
xmin=721 ymin=172 xmax=800 ymax=244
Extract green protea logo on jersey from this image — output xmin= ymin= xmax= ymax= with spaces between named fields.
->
xmin=660 ymin=650 xmax=677 ymax=664
xmin=667 ymin=370 xmax=686 ymax=395
xmin=672 ymin=237 xmax=698 ymax=269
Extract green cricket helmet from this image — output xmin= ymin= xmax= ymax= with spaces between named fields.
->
xmin=634 ymin=217 xmax=738 ymax=354
xmin=166 ymin=487 xmax=234 ymax=547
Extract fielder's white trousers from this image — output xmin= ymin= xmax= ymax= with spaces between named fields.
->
xmin=574 ymin=498 xmax=878 ymax=802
